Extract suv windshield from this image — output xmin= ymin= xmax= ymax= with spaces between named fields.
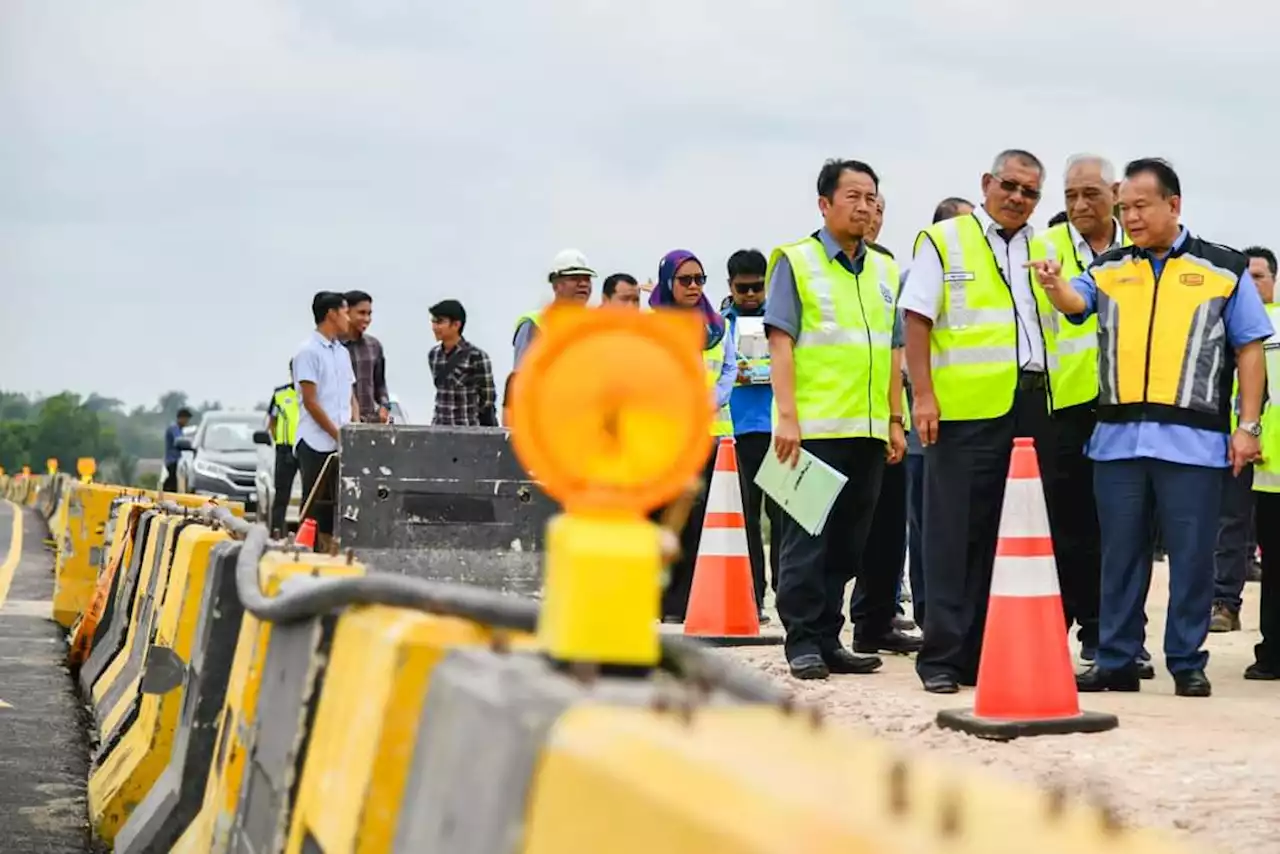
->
xmin=200 ymin=418 xmax=262 ymax=452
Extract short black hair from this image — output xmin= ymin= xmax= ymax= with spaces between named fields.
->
xmin=1245 ymin=246 xmax=1278 ymax=277
xmin=602 ymin=273 xmax=638 ymax=298
xmin=176 ymin=407 xmax=193 ymax=419
xmin=344 ymin=289 xmax=373 ymax=308
xmin=1124 ymin=158 xmax=1181 ymax=198
xmin=312 ymin=291 xmax=347 ymax=325
xmin=430 ymin=298 xmax=467 ymax=332
xmin=931 ymin=196 xmax=973 ymax=224
xmin=726 ymin=249 xmax=767 ymax=280
xmin=817 ymin=159 xmax=880 ymax=200
xmin=1047 ymin=210 xmax=1069 ymax=228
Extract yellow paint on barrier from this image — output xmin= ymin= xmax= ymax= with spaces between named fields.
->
xmin=285 ymin=607 xmax=536 ymax=854
xmin=52 ymin=483 xmax=124 ymax=628
xmin=522 ymin=706 xmax=1196 ymax=854
xmin=91 ymin=518 xmax=178 ymax=714
xmin=172 ymin=550 xmax=365 ymax=854
xmin=0 ymin=499 xmax=25 ymax=609
xmin=87 ymin=525 xmax=227 ymax=841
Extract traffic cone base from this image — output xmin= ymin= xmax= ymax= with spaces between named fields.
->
xmin=295 ymin=517 xmax=317 ymax=550
xmin=936 ymin=437 xmax=1117 ymax=741
xmin=683 ymin=438 xmax=782 ymax=647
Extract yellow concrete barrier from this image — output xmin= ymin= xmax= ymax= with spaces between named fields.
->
xmin=172 ymin=549 xmax=365 ymax=854
xmin=285 ymin=608 xmax=536 ymax=853
xmin=53 ymin=481 xmax=125 ymax=628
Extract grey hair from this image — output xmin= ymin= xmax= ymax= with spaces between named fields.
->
xmin=991 ymin=149 xmax=1045 ymax=179
xmin=1063 ymin=153 xmax=1116 ymax=184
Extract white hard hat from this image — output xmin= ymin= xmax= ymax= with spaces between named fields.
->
xmin=548 ymin=248 xmax=596 ymax=279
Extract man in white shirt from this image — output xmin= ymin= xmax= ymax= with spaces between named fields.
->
xmin=899 ymin=149 xmax=1058 ymax=693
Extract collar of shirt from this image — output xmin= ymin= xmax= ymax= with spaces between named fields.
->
xmin=972 ymin=205 xmax=1034 ymax=244
xmin=815 ymin=227 xmax=867 ymax=275
xmin=1068 ymin=217 xmax=1124 ymax=262
xmin=311 ymin=329 xmax=339 ymax=349
xmin=438 ymin=338 xmax=471 ymax=355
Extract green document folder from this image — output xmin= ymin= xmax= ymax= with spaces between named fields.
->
xmin=753 ymin=448 xmax=848 ymax=537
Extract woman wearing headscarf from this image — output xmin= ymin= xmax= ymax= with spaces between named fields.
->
xmin=650 ymin=249 xmax=737 ymax=622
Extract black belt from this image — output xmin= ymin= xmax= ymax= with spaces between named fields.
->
xmin=1018 ymin=370 xmax=1047 ymax=390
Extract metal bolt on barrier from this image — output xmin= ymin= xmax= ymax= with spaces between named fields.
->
xmin=939 ymin=787 xmax=962 ymax=837
xmin=1045 ymin=781 xmax=1068 ymax=820
xmin=807 ymin=703 xmax=824 ymax=730
xmin=887 ymin=758 xmax=909 ymax=815
xmin=490 ymin=631 xmax=511 ymax=655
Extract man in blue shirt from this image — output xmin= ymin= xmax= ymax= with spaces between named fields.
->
xmin=162 ymin=407 xmax=192 ymax=492
xmin=722 ymin=249 xmax=780 ymax=623
xmin=1029 ymin=158 xmax=1272 ymax=698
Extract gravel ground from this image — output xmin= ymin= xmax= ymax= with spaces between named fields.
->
xmin=720 ymin=561 xmax=1280 ymax=854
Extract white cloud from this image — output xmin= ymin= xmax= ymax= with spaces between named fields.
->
xmin=2 ymin=0 xmax=1278 ymax=421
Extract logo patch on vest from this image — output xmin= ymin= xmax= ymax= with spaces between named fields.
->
xmin=1179 ymin=273 xmax=1205 ymax=286
xmin=943 ymin=271 xmax=975 ymax=282
xmin=879 ymin=283 xmax=894 ymax=305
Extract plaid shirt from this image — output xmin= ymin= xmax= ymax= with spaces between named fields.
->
xmin=429 ymin=339 xmax=497 ymax=426
xmin=345 ymin=333 xmax=389 ymax=422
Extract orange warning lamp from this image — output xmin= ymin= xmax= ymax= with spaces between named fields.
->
xmin=77 ymin=457 xmax=96 ymax=483
xmin=509 ymin=304 xmax=711 ymax=666
xmin=46 ymin=458 xmax=58 ymax=476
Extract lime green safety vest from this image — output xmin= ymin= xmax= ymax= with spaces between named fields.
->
xmin=513 ymin=310 xmax=542 ymax=344
xmin=915 ymin=215 xmax=1020 ymax=420
xmin=869 ymin=245 xmax=909 ymax=432
xmin=1251 ymin=303 xmax=1280 ymax=492
xmin=766 ymin=236 xmax=895 ymax=441
xmin=704 ymin=338 xmax=733 ymax=437
xmin=271 ymin=385 xmax=300 ymax=446
xmin=1029 ymin=222 xmax=1132 ymax=411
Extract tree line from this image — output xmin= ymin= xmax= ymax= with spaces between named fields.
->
xmin=0 ymin=390 xmax=226 ymax=486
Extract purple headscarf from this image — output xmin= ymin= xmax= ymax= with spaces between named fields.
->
xmin=649 ymin=249 xmax=726 ymax=349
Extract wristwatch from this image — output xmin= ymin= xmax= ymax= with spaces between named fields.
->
xmin=889 ymin=415 xmax=905 ymax=426
xmin=1238 ymin=420 xmax=1262 ymax=437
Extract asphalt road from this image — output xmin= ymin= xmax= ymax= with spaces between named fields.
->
xmin=0 ymin=500 xmax=92 ymax=853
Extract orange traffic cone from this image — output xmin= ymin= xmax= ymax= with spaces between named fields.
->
xmin=683 ymin=438 xmax=782 ymax=647
xmin=294 ymin=517 xmax=317 ymax=550
xmin=936 ymin=437 xmax=1118 ymax=740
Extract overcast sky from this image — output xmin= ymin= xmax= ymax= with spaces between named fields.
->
xmin=3 ymin=0 xmax=1276 ymax=421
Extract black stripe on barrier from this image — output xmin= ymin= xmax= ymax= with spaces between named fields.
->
xmin=231 ymin=613 xmax=338 ymax=853
xmin=94 ymin=518 xmax=201 ymax=763
xmin=80 ymin=511 xmax=158 ymax=697
xmin=113 ymin=540 xmax=247 ymax=854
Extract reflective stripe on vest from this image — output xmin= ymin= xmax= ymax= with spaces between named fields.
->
xmin=768 ymin=237 xmax=894 ymax=441
xmin=1093 ymin=236 xmax=1243 ymax=432
xmin=272 ymin=388 xmax=300 ymax=446
xmin=1252 ymin=303 xmax=1280 ymax=492
xmin=1030 ymin=223 xmax=1131 ymax=411
xmin=917 ymin=215 xmax=1018 ymax=421
xmin=704 ymin=338 xmax=733 ymax=437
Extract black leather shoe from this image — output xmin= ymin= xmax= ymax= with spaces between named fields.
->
xmin=822 ymin=647 xmax=882 ymax=675
xmin=922 ymin=674 xmax=959 ymax=694
xmin=853 ymin=629 xmax=923 ymax=655
xmin=1136 ymin=660 xmax=1155 ymax=680
xmin=788 ymin=654 xmax=829 ymax=680
xmin=1076 ymin=664 xmax=1140 ymax=692
xmin=1244 ymin=662 xmax=1280 ymax=680
xmin=1173 ymin=669 xmax=1211 ymax=697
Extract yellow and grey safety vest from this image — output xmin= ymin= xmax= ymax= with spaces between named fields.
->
xmin=766 ymin=236 xmax=895 ymax=441
xmin=914 ymin=215 xmax=1019 ymax=421
xmin=271 ymin=385 xmax=299 ymax=446
xmin=1030 ymin=222 xmax=1132 ymax=411
xmin=704 ymin=338 xmax=733 ymax=437
xmin=1092 ymin=235 xmax=1245 ymax=432
xmin=1252 ymin=303 xmax=1280 ymax=492
xmin=512 ymin=310 xmax=543 ymax=345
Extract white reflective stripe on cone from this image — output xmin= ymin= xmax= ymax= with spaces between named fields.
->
xmin=990 ymin=555 xmax=1062 ymax=598
xmin=697 ymin=524 xmax=751 ymax=558
xmin=706 ymin=471 xmax=742 ymax=514
xmin=999 ymin=478 xmax=1051 ymax=539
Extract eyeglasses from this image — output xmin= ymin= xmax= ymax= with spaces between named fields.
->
xmin=996 ymin=177 xmax=1041 ymax=201
xmin=734 ymin=281 xmax=764 ymax=294
xmin=675 ymin=274 xmax=707 ymax=287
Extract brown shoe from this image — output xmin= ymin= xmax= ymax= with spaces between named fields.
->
xmin=1209 ymin=601 xmax=1241 ymax=632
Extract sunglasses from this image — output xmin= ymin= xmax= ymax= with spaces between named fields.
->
xmin=734 ymin=281 xmax=764 ymax=294
xmin=995 ymin=177 xmax=1041 ymax=201
xmin=675 ymin=274 xmax=707 ymax=287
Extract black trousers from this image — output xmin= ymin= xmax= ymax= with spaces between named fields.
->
xmin=916 ymin=378 xmax=1100 ymax=682
xmin=849 ymin=456 xmax=906 ymax=639
xmin=162 ymin=463 xmax=178 ymax=493
xmin=733 ymin=432 xmax=781 ymax=607
xmin=775 ymin=437 xmax=885 ymax=661
xmin=271 ymin=444 xmax=299 ymax=535
xmin=296 ymin=438 xmax=339 ymax=545
xmin=1254 ymin=491 xmax=1280 ymax=672
xmin=662 ymin=447 xmax=719 ymax=620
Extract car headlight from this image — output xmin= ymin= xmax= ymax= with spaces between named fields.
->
xmin=194 ymin=459 xmax=231 ymax=479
